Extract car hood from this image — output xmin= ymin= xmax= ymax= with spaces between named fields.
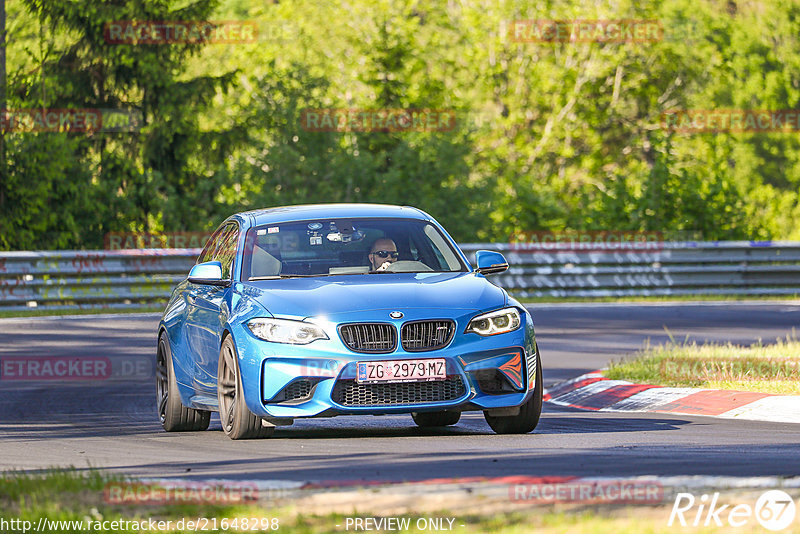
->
xmin=238 ymin=272 xmax=506 ymax=319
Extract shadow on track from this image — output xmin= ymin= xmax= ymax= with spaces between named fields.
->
xmin=42 ymin=440 xmax=800 ymax=481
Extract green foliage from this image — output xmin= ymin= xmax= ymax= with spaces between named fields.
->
xmin=1 ymin=0 xmax=242 ymax=247
xmin=0 ymin=134 xmax=97 ymax=249
xmin=2 ymin=0 xmax=800 ymax=249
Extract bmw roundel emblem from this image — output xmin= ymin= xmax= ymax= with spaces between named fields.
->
xmin=389 ymin=311 xmax=404 ymax=319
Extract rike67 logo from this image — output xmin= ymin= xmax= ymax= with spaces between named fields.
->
xmin=669 ymin=490 xmax=797 ymax=531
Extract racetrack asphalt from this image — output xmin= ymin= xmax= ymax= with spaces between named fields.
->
xmin=0 ymin=302 xmax=798 ymax=482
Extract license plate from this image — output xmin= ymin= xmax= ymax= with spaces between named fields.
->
xmin=357 ymin=358 xmax=446 ymax=384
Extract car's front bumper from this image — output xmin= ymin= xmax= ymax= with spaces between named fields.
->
xmin=229 ymin=307 xmax=538 ymax=419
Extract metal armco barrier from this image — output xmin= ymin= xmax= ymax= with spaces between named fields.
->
xmin=0 ymin=249 xmax=200 ymax=312
xmin=1 ymin=242 xmax=799 ymax=311
xmin=464 ymin=241 xmax=800 ymax=299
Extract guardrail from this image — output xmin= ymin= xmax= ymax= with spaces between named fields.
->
xmin=469 ymin=241 xmax=800 ymax=299
xmin=1 ymin=242 xmax=799 ymax=311
xmin=0 ymin=249 xmax=199 ymax=312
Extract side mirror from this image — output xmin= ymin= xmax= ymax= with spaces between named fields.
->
xmin=188 ymin=261 xmax=230 ymax=286
xmin=474 ymin=250 xmax=508 ymax=275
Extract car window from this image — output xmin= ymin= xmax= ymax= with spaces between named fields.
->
xmin=197 ymin=226 xmax=224 ymax=264
xmin=214 ymin=223 xmax=239 ymax=279
xmin=242 ymin=218 xmax=466 ymax=279
xmin=424 ymin=224 xmax=462 ymax=270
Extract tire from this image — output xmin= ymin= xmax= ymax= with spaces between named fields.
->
xmin=217 ymin=335 xmax=274 ymax=440
xmin=484 ymin=347 xmax=543 ymax=434
xmin=157 ymin=332 xmax=210 ymax=432
xmin=411 ymin=410 xmax=461 ymax=427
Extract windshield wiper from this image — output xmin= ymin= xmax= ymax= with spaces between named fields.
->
xmin=250 ymin=271 xmax=448 ymax=280
xmin=368 ymin=270 xmax=444 ymax=274
xmin=251 ymin=272 xmax=378 ymax=280
xmin=248 ymin=274 xmax=320 ymax=281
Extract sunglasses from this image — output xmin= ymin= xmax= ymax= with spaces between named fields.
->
xmin=371 ymin=250 xmax=399 ymax=259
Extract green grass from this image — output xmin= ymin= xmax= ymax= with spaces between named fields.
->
xmin=289 ymin=510 xmax=688 ymax=534
xmin=0 ymin=306 xmax=164 ymax=319
xmin=1 ymin=469 xmax=278 ymax=533
xmin=0 ymin=469 xmax=725 ymax=534
xmin=1 ymin=468 xmax=116 ymax=501
xmin=605 ymin=336 xmax=800 ymax=395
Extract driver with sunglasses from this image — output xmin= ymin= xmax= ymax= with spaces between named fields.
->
xmin=368 ymin=238 xmax=399 ymax=271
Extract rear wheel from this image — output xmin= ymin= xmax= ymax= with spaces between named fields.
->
xmin=484 ymin=347 xmax=543 ymax=434
xmin=156 ymin=332 xmax=210 ymax=432
xmin=411 ymin=410 xmax=461 ymax=427
xmin=217 ymin=335 xmax=274 ymax=440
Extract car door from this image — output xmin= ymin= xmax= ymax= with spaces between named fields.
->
xmin=185 ymin=223 xmax=239 ymax=398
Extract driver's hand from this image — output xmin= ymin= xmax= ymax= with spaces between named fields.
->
xmin=377 ymin=261 xmax=392 ymax=271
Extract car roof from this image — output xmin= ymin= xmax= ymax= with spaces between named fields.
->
xmin=240 ymin=203 xmax=433 ymax=226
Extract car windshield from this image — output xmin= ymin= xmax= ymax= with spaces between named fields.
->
xmin=242 ymin=217 xmax=466 ymax=279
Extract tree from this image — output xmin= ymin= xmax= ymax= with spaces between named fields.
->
xmin=1 ymin=0 xmax=244 ymax=249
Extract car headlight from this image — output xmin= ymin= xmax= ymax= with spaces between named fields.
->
xmin=466 ymin=307 xmax=521 ymax=336
xmin=247 ymin=318 xmax=328 ymax=344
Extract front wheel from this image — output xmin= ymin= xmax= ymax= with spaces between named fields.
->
xmin=217 ymin=335 xmax=274 ymax=440
xmin=156 ymin=332 xmax=210 ymax=432
xmin=484 ymin=347 xmax=543 ymax=434
xmin=412 ymin=410 xmax=461 ymax=427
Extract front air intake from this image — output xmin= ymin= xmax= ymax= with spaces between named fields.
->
xmin=339 ymin=323 xmax=397 ymax=353
xmin=331 ymin=376 xmax=466 ymax=406
xmin=401 ymin=320 xmax=455 ymax=351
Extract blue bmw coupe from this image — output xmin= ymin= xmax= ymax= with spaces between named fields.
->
xmin=157 ymin=204 xmax=542 ymax=439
